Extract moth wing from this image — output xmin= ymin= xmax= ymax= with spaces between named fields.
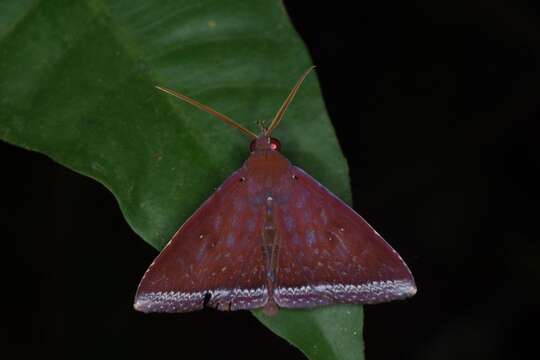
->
xmin=134 ymin=169 xmax=267 ymax=312
xmin=274 ymin=167 xmax=416 ymax=308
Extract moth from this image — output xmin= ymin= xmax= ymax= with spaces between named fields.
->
xmin=134 ymin=67 xmax=416 ymax=316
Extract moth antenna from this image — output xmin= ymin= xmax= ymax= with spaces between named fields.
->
xmin=155 ymin=85 xmax=258 ymax=139
xmin=266 ymin=66 xmax=316 ymax=135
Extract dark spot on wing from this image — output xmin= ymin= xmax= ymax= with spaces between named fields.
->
xmin=203 ymin=292 xmax=212 ymax=308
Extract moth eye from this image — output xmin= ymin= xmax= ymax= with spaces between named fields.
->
xmin=239 ymin=177 xmax=246 ymax=182
xmin=292 ymin=174 xmax=299 ymax=180
xmin=269 ymin=137 xmax=281 ymax=151
xmin=249 ymin=139 xmax=256 ymax=152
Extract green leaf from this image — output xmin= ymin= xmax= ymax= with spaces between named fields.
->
xmin=0 ymin=0 xmax=363 ymax=358
xmin=255 ymin=306 xmax=364 ymax=360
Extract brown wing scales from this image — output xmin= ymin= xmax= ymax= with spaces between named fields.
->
xmin=134 ymin=169 xmax=268 ymax=312
xmin=274 ymin=167 xmax=417 ymax=308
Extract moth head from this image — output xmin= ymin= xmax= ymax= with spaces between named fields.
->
xmin=250 ymin=136 xmax=281 ymax=152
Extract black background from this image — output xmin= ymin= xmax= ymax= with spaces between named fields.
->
xmin=1 ymin=1 xmax=539 ymax=359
